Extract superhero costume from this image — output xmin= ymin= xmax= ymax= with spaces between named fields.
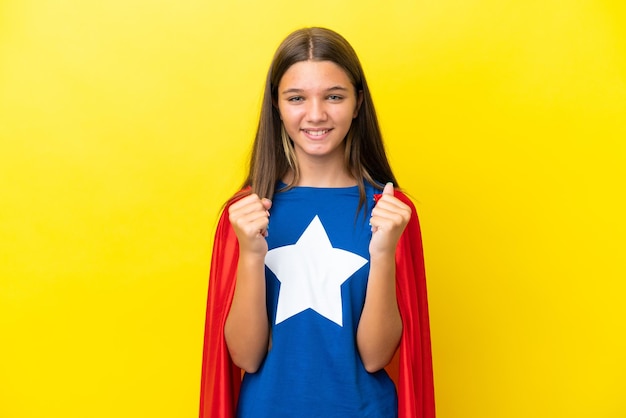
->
xmin=199 ymin=186 xmax=435 ymax=417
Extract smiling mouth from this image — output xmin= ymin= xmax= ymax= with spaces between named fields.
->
xmin=303 ymin=129 xmax=330 ymax=136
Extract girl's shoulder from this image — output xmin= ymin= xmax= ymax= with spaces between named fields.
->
xmin=395 ymin=189 xmax=414 ymax=207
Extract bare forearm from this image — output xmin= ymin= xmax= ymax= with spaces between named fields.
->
xmin=224 ymin=254 xmax=269 ymax=373
xmin=356 ymin=252 xmax=402 ymax=373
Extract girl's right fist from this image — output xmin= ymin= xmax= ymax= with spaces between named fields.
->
xmin=228 ymin=194 xmax=272 ymax=255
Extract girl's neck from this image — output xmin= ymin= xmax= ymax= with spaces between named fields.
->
xmin=284 ymin=164 xmax=356 ymax=188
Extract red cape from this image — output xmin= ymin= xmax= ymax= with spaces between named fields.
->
xmin=200 ymin=191 xmax=435 ymax=417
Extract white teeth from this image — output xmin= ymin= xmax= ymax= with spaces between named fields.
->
xmin=305 ymin=130 xmax=328 ymax=136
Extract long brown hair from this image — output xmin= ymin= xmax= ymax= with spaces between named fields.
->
xmin=237 ymin=27 xmax=398 ymax=210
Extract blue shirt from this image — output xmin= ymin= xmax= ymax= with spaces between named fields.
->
xmin=236 ymin=183 xmax=398 ymax=418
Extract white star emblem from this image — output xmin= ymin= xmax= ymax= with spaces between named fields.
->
xmin=265 ymin=215 xmax=368 ymax=326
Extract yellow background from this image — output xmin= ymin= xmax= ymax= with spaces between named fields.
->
xmin=1 ymin=0 xmax=625 ymax=417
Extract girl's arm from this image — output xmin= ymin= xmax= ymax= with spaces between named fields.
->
xmin=357 ymin=183 xmax=410 ymax=372
xmin=224 ymin=194 xmax=272 ymax=373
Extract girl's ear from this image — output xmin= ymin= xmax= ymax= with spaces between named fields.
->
xmin=273 ymin=99 xmax=282 ymax=120
xmin=274 ymin=101 xmax=284 ymax=120
xmin=353 ymin=90 xmax=364 ymax=118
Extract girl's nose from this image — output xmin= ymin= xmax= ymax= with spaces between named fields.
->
xmin=306 ymin=99 xmax=327 ymax=122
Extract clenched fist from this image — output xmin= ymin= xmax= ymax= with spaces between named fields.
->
xmin=229 ymin=193 xmax=272 ymax=256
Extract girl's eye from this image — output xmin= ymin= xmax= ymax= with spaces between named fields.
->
xmin=328 ymin=95 xmax=343 ymax=101
xmin=288 ymin=96 xmax=304 ymax=102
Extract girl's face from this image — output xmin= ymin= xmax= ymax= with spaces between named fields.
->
xmin=277 ymin=60 xmax=362 ymax=167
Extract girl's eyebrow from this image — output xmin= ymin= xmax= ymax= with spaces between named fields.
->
xmin=280 ymin=85 xmax=350 ymax=95
xmin=326 ymin=85 xmax=349 ymax=91
xmin=280 ymin=88 xmax=304 ymax=95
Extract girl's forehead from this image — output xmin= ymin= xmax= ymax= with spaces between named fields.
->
xmin=279 ymin=60 xmax=352 ymax=90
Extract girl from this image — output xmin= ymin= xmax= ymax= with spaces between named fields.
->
xmin=200 ymin=27 xmax=435 ymax=418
